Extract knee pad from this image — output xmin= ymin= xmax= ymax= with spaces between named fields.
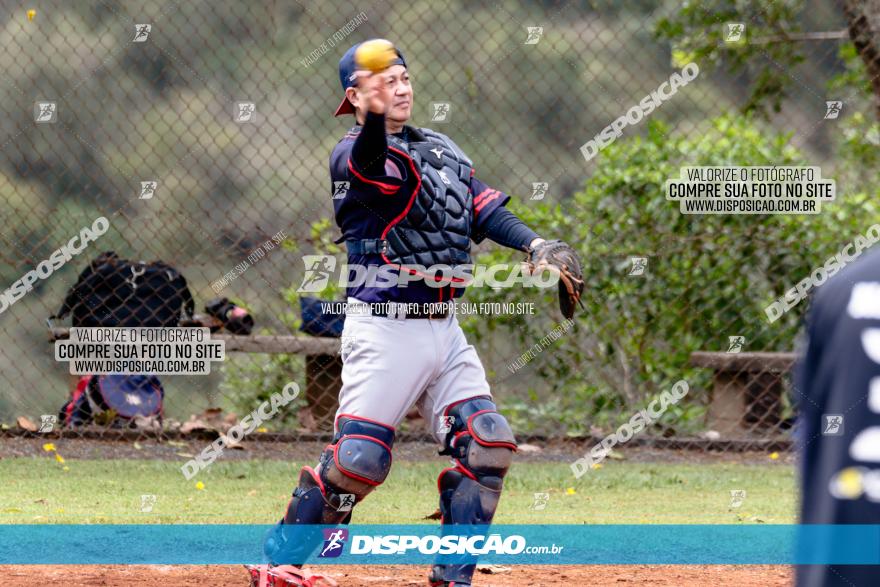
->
xmin=282 ymin=415 xmax=395 ymax=527
xmin=320 ymin=414 xmax=395 ymax=500
xmin=440 ymin=397 xmax=516 ymax=489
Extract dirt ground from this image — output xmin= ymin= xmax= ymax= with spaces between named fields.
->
xmin=0 ymin=564 xmax=792 ymax=586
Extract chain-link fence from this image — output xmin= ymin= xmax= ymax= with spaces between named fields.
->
xmin=0 ymin=0 xmax=874 ymax=448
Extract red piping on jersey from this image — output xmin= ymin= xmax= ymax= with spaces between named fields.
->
xmin=475 ymin=191 xmax=502 ymax=214
xmin=378 ymin=145 xmax=467 ymax=283
xmin=473 ymin=188 xmax=495 ymax=205
xmin=333 ymin=434 xmax=392 ymax=486
xmin=348 ymin=159 xmax=400 ymax=195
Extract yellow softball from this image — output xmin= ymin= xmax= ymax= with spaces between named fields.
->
xmin=355 ymin=39 xmax=397 ymax=73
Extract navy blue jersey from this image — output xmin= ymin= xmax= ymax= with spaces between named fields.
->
xmin=329 ymin=126 xmax=510 ymax=304
xmin=795 ymin=245 xmax=880 ymax=587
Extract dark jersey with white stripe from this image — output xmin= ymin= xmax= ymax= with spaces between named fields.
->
xmin=795 ymin=245 xmax=880 ymax=587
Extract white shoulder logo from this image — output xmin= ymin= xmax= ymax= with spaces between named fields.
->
xmin=848 ymin=282 xmax=880 ymax=319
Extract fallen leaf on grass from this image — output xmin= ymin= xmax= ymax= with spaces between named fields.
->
xmin=175 ymin=452 xmax=195 ymax=458
xmin=133 ymin=416 xmax=161 ymax=430
xmin=166 ymin=440 xmax=187 ymax=447
xmin=16 ymin=417 xmax=37 ymax=432
xmin=180 ymin=418 xmax=213 ymax=434
xmin=423 ymin=509 xmax=442 ymax=520
xmin=202 ymin=408 xmax=223 ymax=420
xmin=517 ymin=443 xmax=542 ymax=453
xmin=133 ymin=442 xmax=143 ymax=450
xmin=221 ymin=435 xmax=245 ymax=450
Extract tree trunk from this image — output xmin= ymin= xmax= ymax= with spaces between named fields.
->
xmin=844 ymin=0 xmax=880 ymax=120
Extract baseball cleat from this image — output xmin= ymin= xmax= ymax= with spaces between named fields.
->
xmin=428 ymin=565 xmax=470 ymax=587
xmin=244 ymin=564 xmax=337 ymax=587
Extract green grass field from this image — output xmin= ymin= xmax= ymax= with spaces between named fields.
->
xmin=0 ymin=456 xmax=796 ymax=525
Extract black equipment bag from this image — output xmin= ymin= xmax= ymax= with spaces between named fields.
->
xmin=52 ymin=251 xmax=194 ymax=327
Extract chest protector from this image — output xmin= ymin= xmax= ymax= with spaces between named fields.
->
xmin=348 ymin=126 xmax=475 ymax=272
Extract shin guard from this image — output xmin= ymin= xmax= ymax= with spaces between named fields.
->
xmin=265 ymin=415 xmax=395 ymax=565
xmin=432 ymin=397 xmax=516 ymax=585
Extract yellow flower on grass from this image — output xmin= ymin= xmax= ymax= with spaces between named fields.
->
xmin=769 ymin=452 xmax=779 ymax=460
xmin=565 ymin=487 xmax=576 ymax=495
xmin=62 ymin=467 xmax=70 ymax=472
xmin=195 ymin=481 xmax=205 ymax=490
xmin=42 ymin=443 xmax=56 ymax=452
xmin=591 ymin=463 xmax=603 ymax=470
xmin=54 ymin=454 xmax=65 ymax=464
xmin=256 ymin=427 xmax=268 ymax=433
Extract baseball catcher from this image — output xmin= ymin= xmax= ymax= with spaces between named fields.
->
xmin=248 ymin=38 xmax=583 ymax=587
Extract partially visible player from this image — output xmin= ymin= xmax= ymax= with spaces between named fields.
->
xmin=795 ymin=245 xmax=880 ymax=586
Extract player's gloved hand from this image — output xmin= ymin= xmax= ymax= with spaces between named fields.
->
xmin=526 ymin=239 xmax=585 ymax=319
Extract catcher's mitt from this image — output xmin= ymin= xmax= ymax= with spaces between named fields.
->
xmin=526 ymin=239 xmax=585 ymax=319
